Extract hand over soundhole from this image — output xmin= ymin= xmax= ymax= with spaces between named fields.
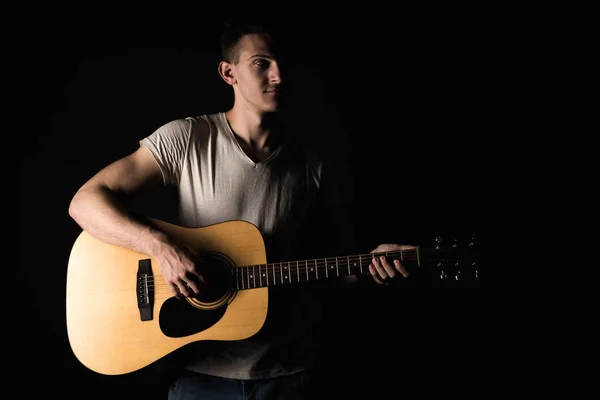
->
xmin=191 ymin=252 xmax=236 ymax=304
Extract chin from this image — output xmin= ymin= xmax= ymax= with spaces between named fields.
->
xmin=263 ymin=102 xmax=281 ymax=112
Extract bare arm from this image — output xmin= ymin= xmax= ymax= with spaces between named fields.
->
xmin=68 ymin=145 xmax=163 ymax=251
xmin=68 ymin=145 xmax=203 ymax=298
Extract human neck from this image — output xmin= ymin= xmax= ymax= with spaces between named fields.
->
xmin=225 ymin=108 xmax=280 ymax=162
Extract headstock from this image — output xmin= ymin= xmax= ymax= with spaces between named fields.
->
xmin=421 ymin=232 xmax=479 ymax=287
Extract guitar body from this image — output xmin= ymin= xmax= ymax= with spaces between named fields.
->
xmin=66 ymin=218 xmax=268 ymax=376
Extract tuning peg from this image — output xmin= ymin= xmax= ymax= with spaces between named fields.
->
xmin=454 ymin=262 xmax=460 ymax=280
xmin=469 ymin=232 xmax=477 ymax=247
xmin=438 ymin=262 xmax=447 ymax=280
xmin=435 ymin=236 xmax=443 ymax=250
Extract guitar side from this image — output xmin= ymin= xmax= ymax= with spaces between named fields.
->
xmin=66 ymin=219 xmax=269 ymax=376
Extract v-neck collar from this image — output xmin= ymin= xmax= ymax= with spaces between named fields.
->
xmin=219 ymin=112 xmax=283 ymax=167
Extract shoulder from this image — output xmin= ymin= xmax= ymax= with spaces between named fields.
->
xmin=159 ymin=116 xmax=205 ymax=135
xmin=186 ymin=112 xmax=228 ymax=139
xmin=147 ymin=113 xmax=221 ymax=142
xmin=146 ymin=118 xmax=192 ymax=141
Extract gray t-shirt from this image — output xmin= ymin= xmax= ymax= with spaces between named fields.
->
xmin=140 ymin=112 xmax=331 ymax=379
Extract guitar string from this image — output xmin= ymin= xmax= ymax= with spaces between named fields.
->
xmin=143 ymin=248 xmax=474 ymax=293
xmin=146 ymin=252 xmax=421 ymax=293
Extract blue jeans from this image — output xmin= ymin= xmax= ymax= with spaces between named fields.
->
xmin=168 ymin=369 xmax=314 ymax=400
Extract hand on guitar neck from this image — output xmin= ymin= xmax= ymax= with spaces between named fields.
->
xmin=365 ymin=243 xmax=416 ymax=285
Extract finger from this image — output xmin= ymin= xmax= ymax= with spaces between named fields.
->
xmin=369 ymin=265 xmax=388 ymax=284
xmin=184 ymin=276 xmax=200 ymax=295
xmin=393 ymin=259 xmax=410 ymax=278
xmin=171 ymin=284 xmax=185 ymax=300
xmin=190 ymin=272 xmax=209 ymax=293
xmin=179 ymin=271 xmax=205 ymax=296
xmin=177 ymin=281 xmax=196 ymax=298
xmin=370 ymin=259 xmax=391 ymax=283
xmin=372 ymin=256 xmax=395 ymax=280
xmin=378 ymin=256 xmax=398 ymax=279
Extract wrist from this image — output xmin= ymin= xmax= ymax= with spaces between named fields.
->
xmin=140 ymin=225 xmax=172 ymax=258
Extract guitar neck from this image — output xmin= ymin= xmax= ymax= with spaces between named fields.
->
xmin=235 ymin=249 xmax=420 ymax=290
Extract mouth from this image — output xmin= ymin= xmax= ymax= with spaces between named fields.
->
xmin=265 ymin=86 xmax=282 ymax=94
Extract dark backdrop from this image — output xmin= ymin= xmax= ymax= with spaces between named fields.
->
xmin=15 ymin=10 xmax=485 ymax=398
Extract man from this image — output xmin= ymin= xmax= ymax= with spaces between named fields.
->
xmin=68 ymin=18 xmax=413 ymax=399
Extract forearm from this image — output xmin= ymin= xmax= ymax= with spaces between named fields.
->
xmin=68 ymin=185 xmax=169 ymax=258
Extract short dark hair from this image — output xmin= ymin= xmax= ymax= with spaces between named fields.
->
xmin=220 ymin=18 xmax=277 ymax=64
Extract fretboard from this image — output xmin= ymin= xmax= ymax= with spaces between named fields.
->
xmin=235 ymin=249 xmax=419 ymax=290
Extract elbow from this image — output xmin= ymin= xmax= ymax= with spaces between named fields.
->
xmin=68 ymin=191 xmax=82 ymax=223
xmin=68 ymin=186 xmax=93 ymax=224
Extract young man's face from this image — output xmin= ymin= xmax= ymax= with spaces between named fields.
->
xmin=230 ymin=34 xmax=283 ymax=113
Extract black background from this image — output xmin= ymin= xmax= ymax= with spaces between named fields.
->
xmin=15 ymin=8 xmax=486 ymax=398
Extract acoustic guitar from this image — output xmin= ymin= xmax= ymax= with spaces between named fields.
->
xmin=66 ymin=217 xmax=478 ymax=375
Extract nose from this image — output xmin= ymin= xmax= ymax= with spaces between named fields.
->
xmin=269 ymin=63 xmax=282 ymax=84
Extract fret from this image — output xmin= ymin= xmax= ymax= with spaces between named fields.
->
xmin=347 ymin=256 xmax=350 ymax=275
xmin=287 ymin=261 xmax=297 ymax=283
xmin=305 ymin=260 xmax=308 ymax=281
xmin=233 ymin=249 xmax=421 ymax=290
xmin=265 ymin=263 xmax=269 ymax=286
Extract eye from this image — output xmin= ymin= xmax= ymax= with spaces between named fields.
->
xmin=254 ymin=59 xmax=269 ymax=69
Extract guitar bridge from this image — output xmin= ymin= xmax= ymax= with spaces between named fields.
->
xmin=137 ymin=259 xmax=154 ymax=321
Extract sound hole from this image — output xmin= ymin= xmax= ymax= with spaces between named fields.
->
xmin=191 ymin=251 xmax=236 ymax=303
xmin=159 ymin=251 xmax=236 ymax=338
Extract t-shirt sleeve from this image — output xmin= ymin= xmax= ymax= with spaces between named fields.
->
xmin=140 ymin=118 xmax=191 ymax=185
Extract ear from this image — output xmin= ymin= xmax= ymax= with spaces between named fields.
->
xmin=218 ymin=61 xmax=236 ymax=85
